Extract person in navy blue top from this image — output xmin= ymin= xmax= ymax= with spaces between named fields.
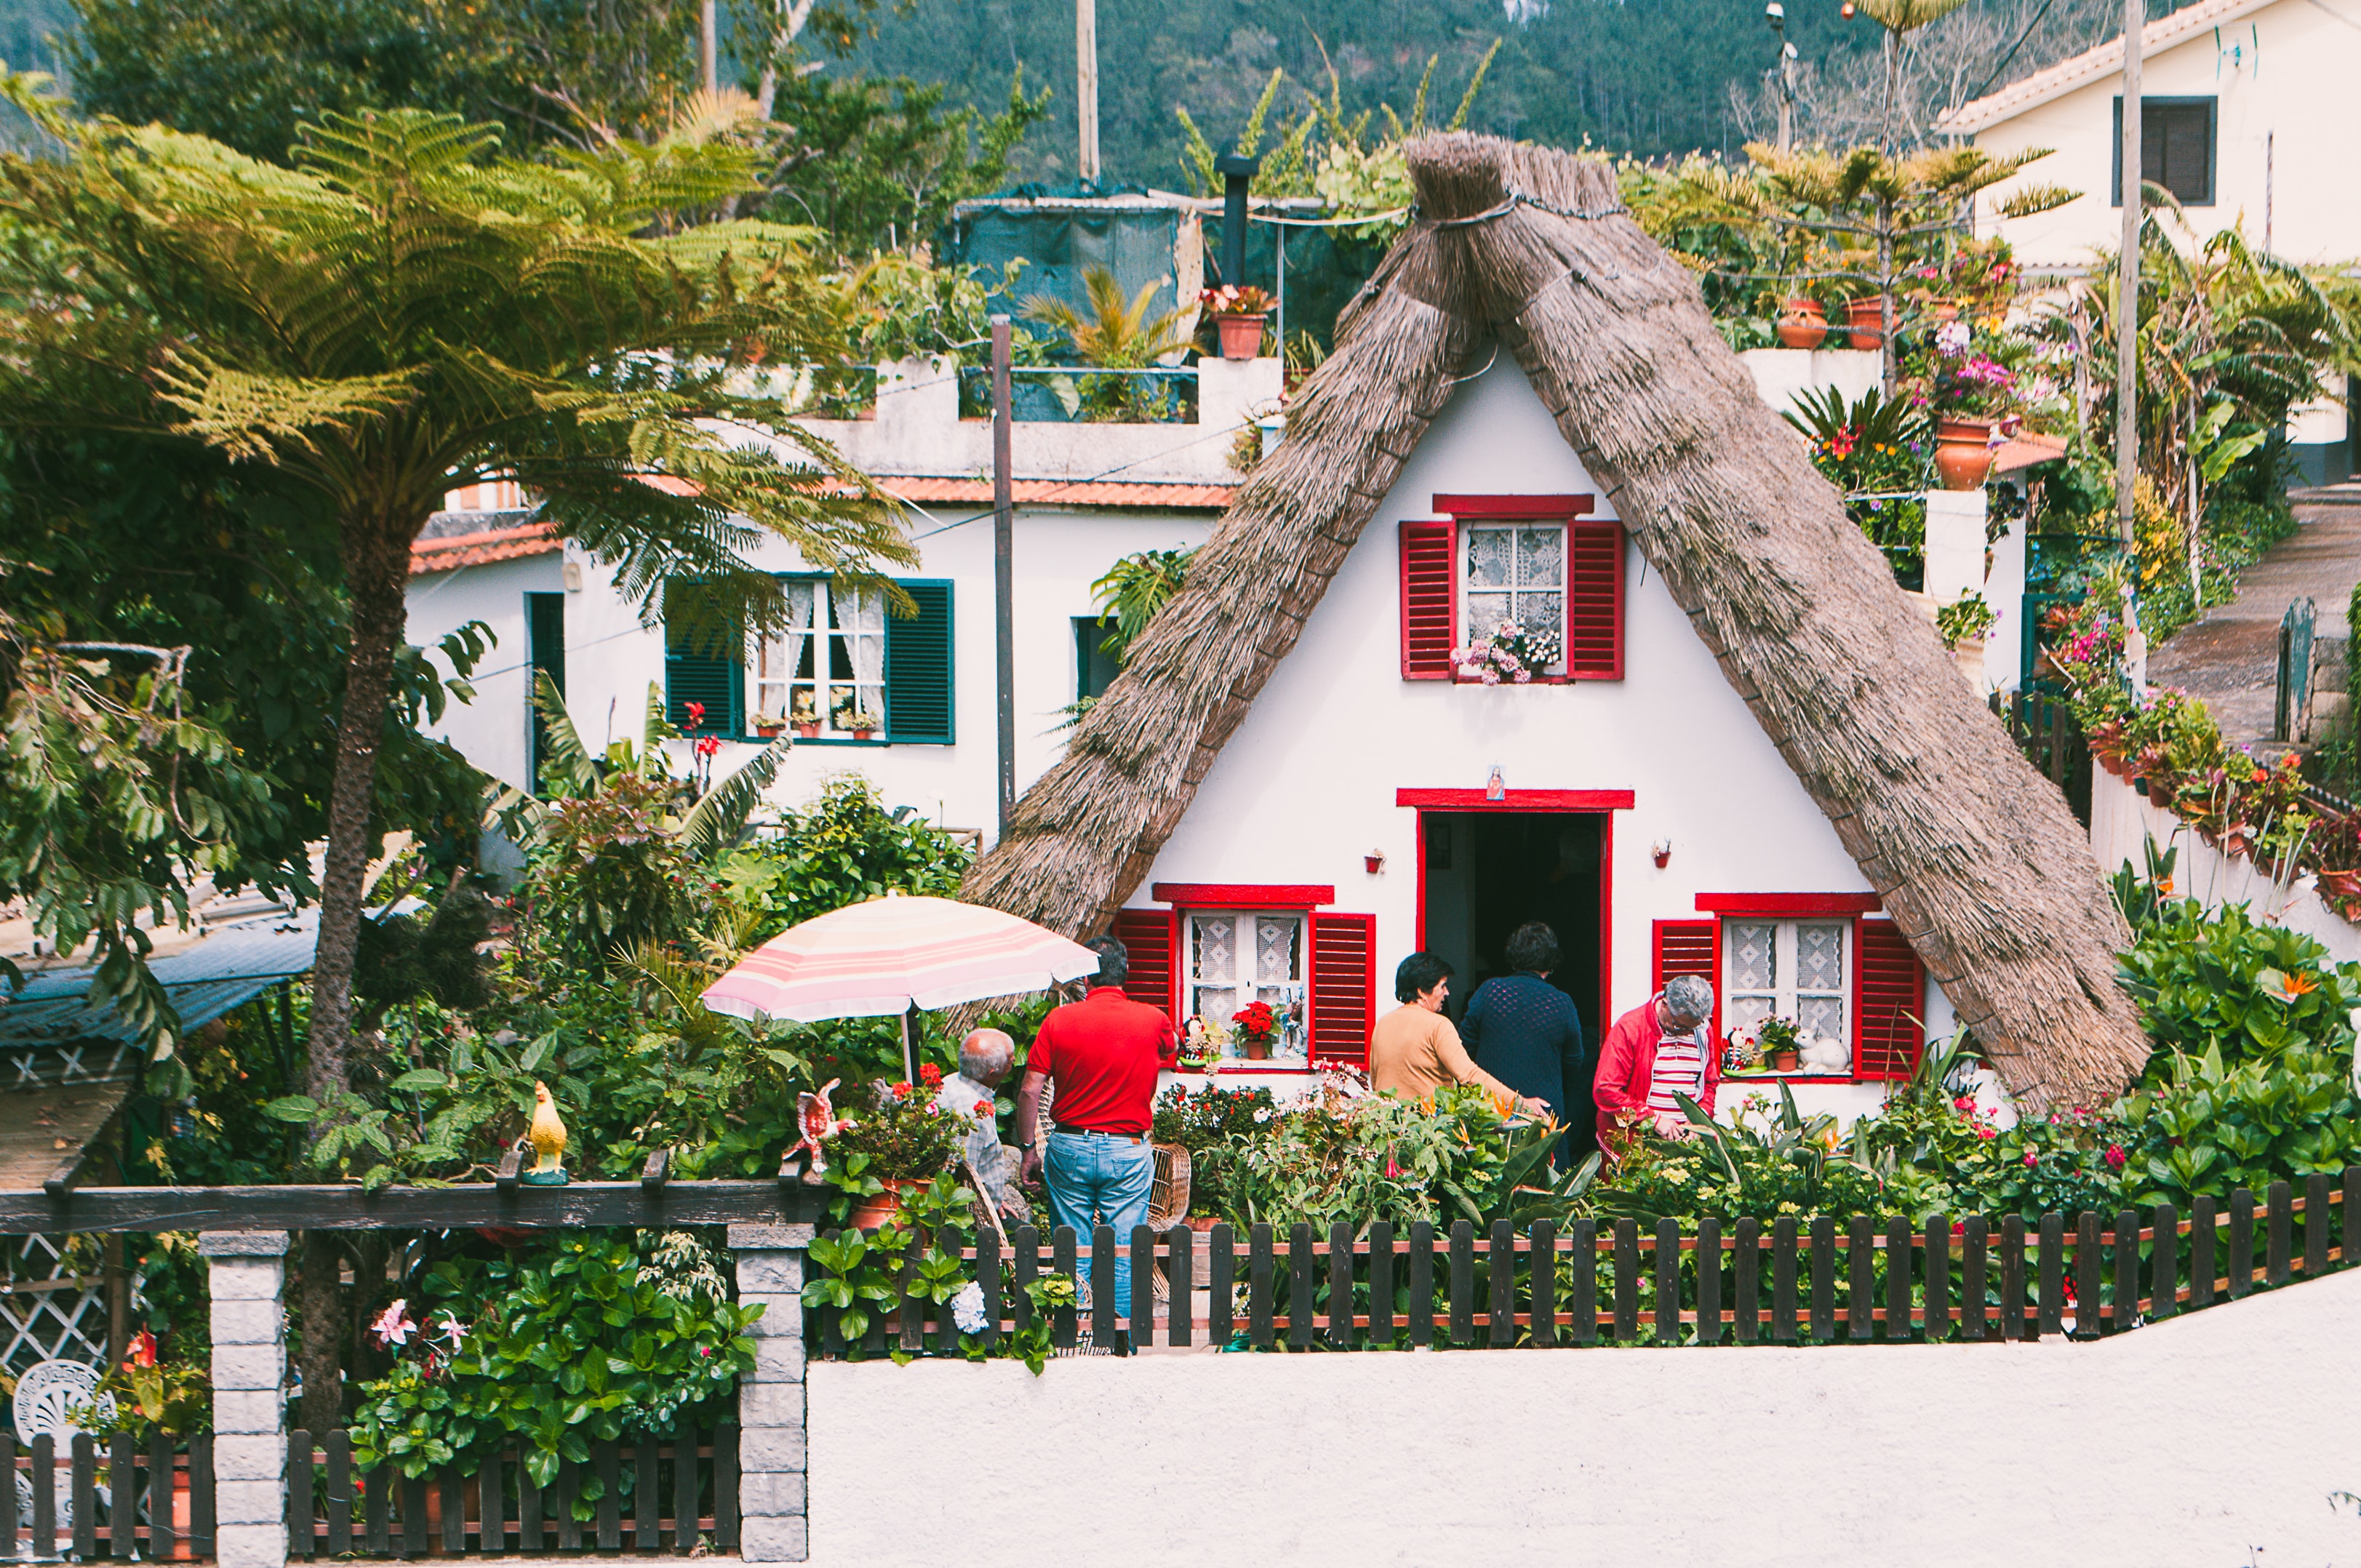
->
xmin=1462 ymin=921 xmax=1590 ymax=1166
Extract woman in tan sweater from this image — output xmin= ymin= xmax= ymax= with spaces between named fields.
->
xmin=1368 ymin=952 xmax=1551 ymax=1116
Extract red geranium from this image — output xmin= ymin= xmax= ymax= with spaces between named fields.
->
xmin=1234 ymin=1001 xmax=1276 ymax=1039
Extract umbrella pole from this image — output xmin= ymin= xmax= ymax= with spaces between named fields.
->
xmin=901 ymin=1002 xmax=919 ymax=1084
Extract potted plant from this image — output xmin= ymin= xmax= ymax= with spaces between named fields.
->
xmin=842 ymin=706 xmax=880 ymax=741
xmin=1200 ymin=284 xmax=1274 ymax=361
xmin=753 ymin=713 xmax=787 ymax=737
xmin=1233 ymin=1001 xmax=1277 ymax=1060
xmin=1928 ymin=319 xmax=2018 ymax=489
xmin=1757 ymin=1015 xmax=1802 ymax=1071
xmin=790 ymin=691 xmax=820 ymax=738
xmin=830 ymin=1073 xmax=961 ymax=1230
xmin=1935 ymin=592 xmax=1997 ymax=677
xmin=1776 ymin=295 xmax=1828 ymax=350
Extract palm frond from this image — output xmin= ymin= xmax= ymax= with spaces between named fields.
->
xmin=679 ymin=732 xmax=793 ymax=856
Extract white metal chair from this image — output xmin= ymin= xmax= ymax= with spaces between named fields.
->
xmin=12 ymin=1360 xmax=113 ymax=1543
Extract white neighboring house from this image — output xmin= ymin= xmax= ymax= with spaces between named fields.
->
xmin=403 ymin=358 xmax=1277 ymax=838
xmin=1941 ymin=0 xmax=2357 ymax=481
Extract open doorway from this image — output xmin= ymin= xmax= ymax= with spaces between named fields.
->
xmin=1418 ymin=810 xmax=1607 ymax=1141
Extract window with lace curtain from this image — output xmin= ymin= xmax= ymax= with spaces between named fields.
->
xmin=1723 ymin=919 xmax=1849 ymax=1049
xmin=1461 ymin=522 xmax=1567 ymax=676
xmin=1183 ymin=911 xmax=1310 ymax=1066
xmin=751 ymin=580 xmax=885 ymax=737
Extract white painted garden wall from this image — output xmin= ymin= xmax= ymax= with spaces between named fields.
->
xmin=1135 ymin=355 xmax=1951 ymax=1123
xmin=801 ymin=1265 xmax=2361 ymax=1568
xmin=2089 ymin=769 xmax=2361 ymax=964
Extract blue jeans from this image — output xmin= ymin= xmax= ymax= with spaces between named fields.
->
xmin=1043 ymin=1130 xmax=1156 ymax=1318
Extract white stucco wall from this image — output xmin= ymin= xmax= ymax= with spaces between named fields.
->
xmin=1968 ymin=0 xmax=2361 ymax=267
xmin=1135 ymin=355 xmax=1954 ymax=1121
xmin=404 ymin=505 xmax=1214 ymax=825
xmin=2090 ymin=768 xmax=2361 ymax=963
xmin=803 ymin=1264 xmax=2361 ymax=1568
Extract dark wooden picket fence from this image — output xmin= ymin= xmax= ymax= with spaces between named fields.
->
xmin=285 ymin=1429 xmax=738 ymax=1559
xmin=0 ymin=1433 xmax=216 ymax=1561
xmin=812 ymin=1172 xmax=2359 ymax=1355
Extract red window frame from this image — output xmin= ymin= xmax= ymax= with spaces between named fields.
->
xmin=1397 ymin=494 xmax=1625 ymax=683
xmin=1138 ymin=886 xmax=1371 ymax=1074
xmin=1688 ymin=895 xmax=1927 ymax=1084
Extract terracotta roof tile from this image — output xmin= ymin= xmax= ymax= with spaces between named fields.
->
xmin=410 ymin=520 xmax=559 ymax=575
xmin=1940 ymin=0 xmax=2277 ymax=132
xmin=882 ymin=476 xmax=1238 ymax=509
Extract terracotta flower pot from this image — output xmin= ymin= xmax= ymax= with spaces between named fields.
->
xmin=848 ymin=1178 xmax=921 ymax=1231
xmin=2147 ymin=777 xmax=2176 ymax=809
xmin=1842 ymin=297 xmax=1885 ymax=349
xmin=793 ymin=721 xmax=820 ymax=738
xmin=1935 ymin=417 xmax=1995 ymax=491
xmin=1770 ymin=1048 xmax=1800 ymax=1071
xmin=1242 ymin=1036 xmax=1271 ymax=1060
xmin=1775 ymin=297 xmax=1827 ymax=349
xmin=852 ymin=727 xmax=875 ymax=741
xmin=1930 ymin=299 xmax=1962 ymax=323
xmin=1214 ymin=313 xmax=1266 ymax=361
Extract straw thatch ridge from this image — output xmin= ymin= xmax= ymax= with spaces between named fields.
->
xmin=964 ymin=131 xmax=2150 ymax=1108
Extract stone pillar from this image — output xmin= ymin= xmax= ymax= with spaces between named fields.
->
xmin=199 ymin=1232 xmax=287 ymax=1568
xmin=730 ymin=1224 xmax=812 ymax=1563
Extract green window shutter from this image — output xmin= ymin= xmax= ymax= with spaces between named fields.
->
xmin=885 ymin=580 xmax=954 ymax=744
xmin=663 ymin=589 xmax=741 ymax=735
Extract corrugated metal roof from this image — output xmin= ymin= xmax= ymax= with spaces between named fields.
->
xmin=0 ymin=976 xmax=284 ymax=1054
xmin=14 ymin=911 xmax=316 ymax=1003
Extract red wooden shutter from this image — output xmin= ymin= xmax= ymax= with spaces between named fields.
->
xmin=1309 ymin=912 xmax=1377 ymax=1066
xmin=1565 ymin=519 xmax=1625 ymax=680
xmin=1651 ymin=918 xmax=1722 ymax=1038
xmin=1399 ymin=520 xmax=1457 ymax=679
xmin=1111 ymin=908 xmax=1177 ymax=1016
xmin=1854 ymin=918 xmax=1926 ymax=1080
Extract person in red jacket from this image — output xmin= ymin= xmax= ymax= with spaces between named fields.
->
xmin=1593 ymin=975 xmax=1719 ymax=1153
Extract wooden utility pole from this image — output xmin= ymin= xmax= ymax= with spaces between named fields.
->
xmin=991 ymin=317 xmax=1016 ymax=839
xmin=702 ymin=0 xmax=720 ymax=95
xmin=2115 ymin=0 xmax=2142 ymax=554
xmin=1076 ymin=0 xmax=1100 ymax=183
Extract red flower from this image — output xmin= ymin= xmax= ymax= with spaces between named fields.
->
xmin=918 ymin=1063 xmax=943 ymax=1088
xmin=892 ymin=1081 xmax=911 ymax=1098
xmin=695 ymin=735 xmax=721 ymax=758
xmin=2023 ymin=1151 xmax=2039 ymax=1167
xmin=686 ymin=701 xmax=706 ymax=727
xmin=2104 ymin=1144 xmax=2126 ymax=1169
xmin=127 ymin=1329 xmax=157 ymax=1369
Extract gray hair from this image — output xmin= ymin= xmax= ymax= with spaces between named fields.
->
xmin=1661 ymin=975 xmax=1715 ymax=1025
xmin=958 ymin=1028 xmax=1015 ymax=1080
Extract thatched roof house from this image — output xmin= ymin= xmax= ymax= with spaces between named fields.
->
xmin=964 ymin=132 xmax=2149 ymax=1111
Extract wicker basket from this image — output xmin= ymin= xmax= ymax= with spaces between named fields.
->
xmin=1148 ymin=1143 xmax=1192 ymax=1230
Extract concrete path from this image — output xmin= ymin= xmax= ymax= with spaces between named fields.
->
xmin=2144 ymin=484 xmax=2361 ymax=745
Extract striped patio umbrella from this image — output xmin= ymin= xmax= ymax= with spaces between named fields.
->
xmin=700 ymin=895 xmax=1099 ymax=1074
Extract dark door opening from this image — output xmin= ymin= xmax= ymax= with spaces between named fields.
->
xmin=1419 ymin=810 xmax=1607 ymax=1149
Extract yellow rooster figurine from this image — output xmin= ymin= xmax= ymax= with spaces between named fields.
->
xmin=521 ymin=1080 xmax=570 ymax=1186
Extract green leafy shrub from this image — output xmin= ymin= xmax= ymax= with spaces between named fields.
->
xmin=2117 ymin=1044 xmax=2361 ymax=1207
xmin=351 ymin=1233 xmax=757 ymax=1484
xmin=716 ymin=775 xmax=972 ymax=945
xmin=1605 ymin=1087 xmax=1887 ymax=1223
xmin=2116 ymin=900 xmax=2361 ymax=1073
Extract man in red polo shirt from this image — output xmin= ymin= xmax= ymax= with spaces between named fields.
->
xmin=1015 ymin=935 xmax=1177 ymax=1317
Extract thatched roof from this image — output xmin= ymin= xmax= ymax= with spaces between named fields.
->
xmin=963 ymin=132 xmax=2150 ymax=1109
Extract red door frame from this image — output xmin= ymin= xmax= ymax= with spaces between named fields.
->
xmin=1400 ymin=788 xmax=1634 ymax=1032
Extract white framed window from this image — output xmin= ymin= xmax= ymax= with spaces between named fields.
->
xmin=1184 ymin=911 xmax=1309 ymax=1065
xmin=1723 ymin=919 xmax=1849 ymax=1049
xmin=1462 ymin=522 xmax=1567 ymax=673
xmin=752 ymin=579 xmax=885 ymax=737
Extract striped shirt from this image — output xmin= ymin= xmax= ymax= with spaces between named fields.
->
xmin=1645 ymin=1028 xmax=1709 ymax=1116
